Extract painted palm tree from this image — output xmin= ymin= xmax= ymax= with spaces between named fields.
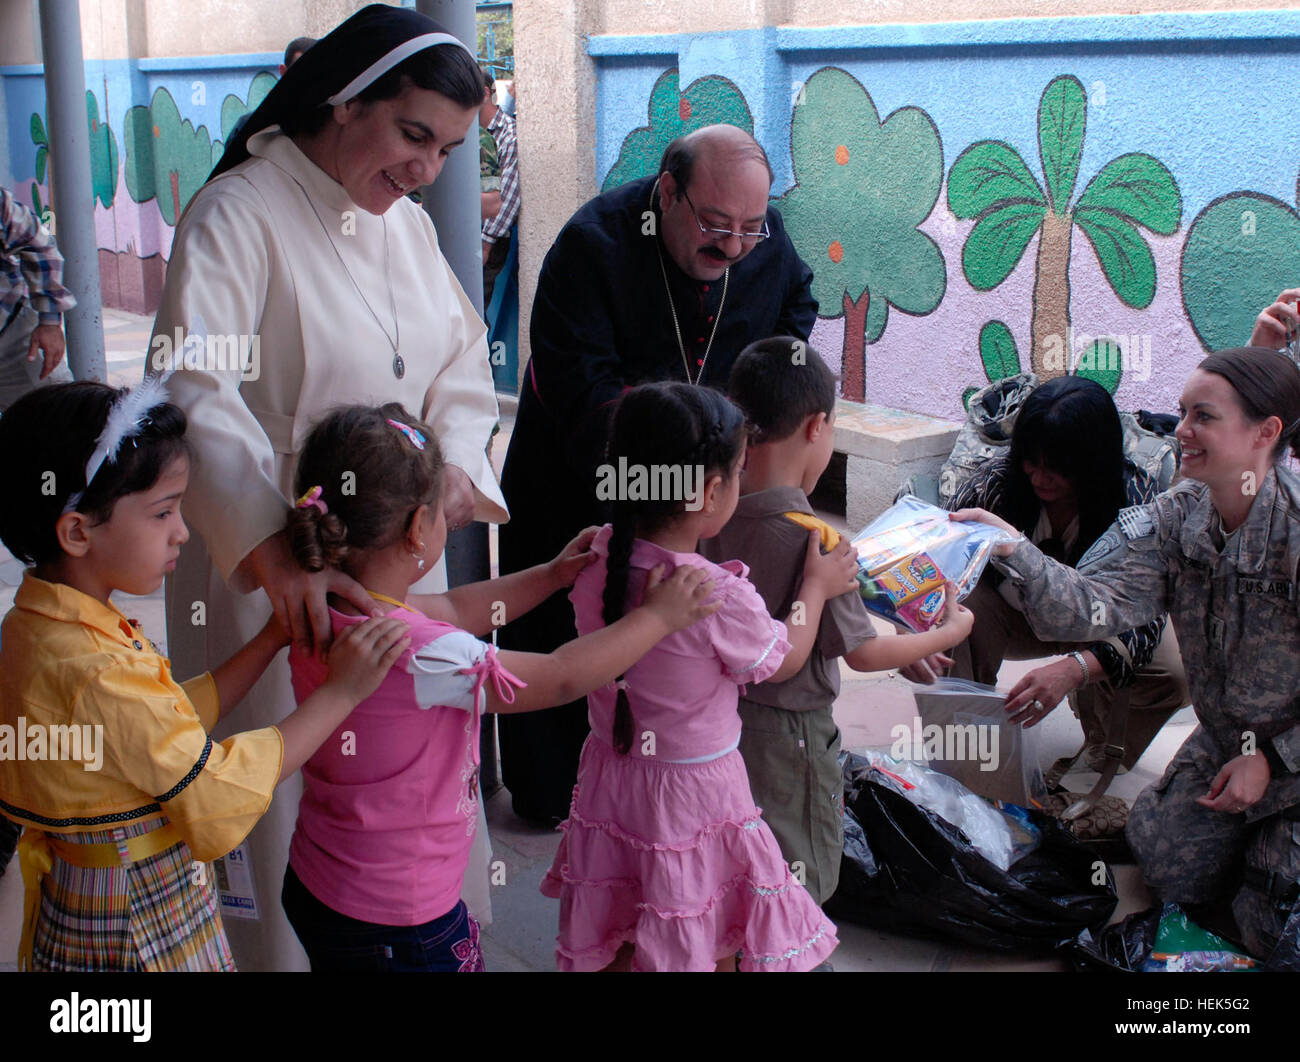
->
xmin=948 ymin=74 xmax=1181 ymax=380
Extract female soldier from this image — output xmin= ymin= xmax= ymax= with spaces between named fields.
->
xmin=956 ymin=346 xmax=1300 ymax=967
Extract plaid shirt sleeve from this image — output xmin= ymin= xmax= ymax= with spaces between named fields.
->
xmin=482 ymin=112 xmax=520 ymax=243
xmin=1 ymin=187 xmax=75 ymax=325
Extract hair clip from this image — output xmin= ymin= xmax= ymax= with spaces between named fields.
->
xmin=387 ymin=418 xmax=426 ymax=450
xmin=296 ymin=485 xmax=328 ymax=515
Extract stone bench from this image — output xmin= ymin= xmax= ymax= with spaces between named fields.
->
xmin=832 ymin=400 xmax=961 ymax=531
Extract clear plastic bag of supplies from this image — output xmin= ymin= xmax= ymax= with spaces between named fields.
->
xmin=908 ymin=676 xmax=1048 ymax=808
xmin=851 ymin=495 xmax=1021 ymax=632
xmin=856 ymin=752 xmax=1040 ymax=870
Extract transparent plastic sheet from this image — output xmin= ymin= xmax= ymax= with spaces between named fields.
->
xmin=828 ymin=752 xmax=1117 ymax=953
xmin=851 ymin=495 xmax=1021 ymax=632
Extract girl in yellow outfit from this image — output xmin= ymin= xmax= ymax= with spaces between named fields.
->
xmin=0 ymin=380 xmax=407 ymax=970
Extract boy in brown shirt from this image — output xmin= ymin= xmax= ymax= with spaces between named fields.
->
xmin=702 ymin=337 xmax=973 ymax=905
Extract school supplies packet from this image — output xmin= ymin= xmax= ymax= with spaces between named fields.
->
xmin=851 ymin=495 xmax=1021 ymax=632
xmin=910 ymin=676 xmax=1049 ymax=808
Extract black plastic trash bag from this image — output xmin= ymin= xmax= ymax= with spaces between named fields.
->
xmin=826 ymin=753 xmax=1117 ymax=953
xmin=1068 ymin=906 xmax=1162 ymax=972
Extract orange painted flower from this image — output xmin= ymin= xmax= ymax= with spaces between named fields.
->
xmin=828 ymin=240 xmax=844 ymax=263
xmin=835 ymin=144 xmax=849 ymax=165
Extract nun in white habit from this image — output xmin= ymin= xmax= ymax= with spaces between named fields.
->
xmin=152 ymin=5 xmax=508 ymax=971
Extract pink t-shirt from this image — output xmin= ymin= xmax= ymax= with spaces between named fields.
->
xmin=571 ymin=525 xmax=791 ymax=762
xmin=288 ymin=605 xmax=520 ymax=925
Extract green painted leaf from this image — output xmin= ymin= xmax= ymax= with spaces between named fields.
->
xmin=1074 ymin=153 xmax=1181 ymax=234
xmin=1074 ymin=208 xmax=1157 ymax=308
xmin=30 ymin=112 xmax=46 ymax=146
xmin=961 ymin=201 xmax=1046 ymax=290
xmin=87 ymin=91 xmax=118 ymax=209
xmin=978 ymin=320 xmax=1021 ymax=381
xmin=1074 ymin=337 xmax=1123 ymax=393
xmin=1181 ymin=192 xmax=1300 ymax=350
xmin=35 ymin=146 xmax=46 ymax=185
xmin=947 ymin=141 xmax=1045 ymax=219
xmin=1038 ymin=75 xmax=1087 ymax=213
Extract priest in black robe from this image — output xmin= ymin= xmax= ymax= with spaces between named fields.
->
xmin=498 ymin=124 xmax=817 ymax=824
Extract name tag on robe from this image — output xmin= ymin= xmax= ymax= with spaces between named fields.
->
xmin=1234 ymin=577 xmax=1295 ymax=599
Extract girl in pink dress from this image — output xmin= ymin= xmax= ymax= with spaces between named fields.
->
xmin=281 ymin=402 xmax=718 ymax=971
xmin=541 ymin=382 xmax=860 ymax=971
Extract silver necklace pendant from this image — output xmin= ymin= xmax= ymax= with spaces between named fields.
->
xmin=393 ymin=353 xmax=405 ymax=379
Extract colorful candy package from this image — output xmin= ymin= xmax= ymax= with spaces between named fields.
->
xmin=851 ymin=495 xmax=1021 ymax=632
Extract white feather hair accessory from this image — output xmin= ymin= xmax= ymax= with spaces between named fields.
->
xmin=62 ymin=372 xmax=172 ymax=514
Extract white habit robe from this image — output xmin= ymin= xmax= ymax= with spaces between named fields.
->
xmin=153 ymin=127 xmax=509 ymax=971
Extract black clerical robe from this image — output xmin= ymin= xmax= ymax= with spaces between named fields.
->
xmin=496 ymin=175 xmax=817 ymax=822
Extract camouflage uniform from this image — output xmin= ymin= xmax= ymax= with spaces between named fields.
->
xmin=992 ymin=465 xmax=1300 ymax=965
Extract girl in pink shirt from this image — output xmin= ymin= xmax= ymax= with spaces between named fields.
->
xmin=541 ymin=382 xmax=860 ymax=971
xmin=282 ymin=402 xmax=716 ymax=971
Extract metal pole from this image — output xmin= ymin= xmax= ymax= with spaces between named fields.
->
xmin=37 ymin=0 xmax=105 ymax=382
xmin=417 ymin=0 xmax=484 ymax=312
xmin=416 ymin=0 xmax=498 ymax=788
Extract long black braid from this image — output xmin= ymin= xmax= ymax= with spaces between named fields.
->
xmin=601 ymin=382 xmax=746 ymax=754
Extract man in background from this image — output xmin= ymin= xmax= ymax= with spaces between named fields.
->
xmin=479 ymin=67 xmax=519 ymax=307
xmin=0 ymin=185 xmax=74 ymax=411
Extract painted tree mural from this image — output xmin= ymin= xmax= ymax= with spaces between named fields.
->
xmin=775 ymin=67 xmax=945 ymax=402
xmin=948 ymin=74 xmax=1181 ymax=384
xmin=221 ymin=72 xmax=277 ymax=141
xmin=87 ymin=92 xmax=120 ymax=209
xmin=28 ymin=91 xmax=119 ymax=220
xmin=602 ymin=69 xmax=752 ymax=191
xmin=1180 ymin=170 xmax=1300 ymax=351
xmin=124 ymin=88 xmax=222 ymax=226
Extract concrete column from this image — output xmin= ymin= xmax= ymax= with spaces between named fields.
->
xmin=512 ymin=0 xmax=600 ymax=390
xmin=38 ymin=0 xmax=106 ymax=381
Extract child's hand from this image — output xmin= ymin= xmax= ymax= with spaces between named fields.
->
xmin=548 ymin=526 xmax=601 ymax=588
xmin=321 ymin=617 xmax=411 ymax=703
xmin=801 ymin=531 xmax=860 ymax=598
xmin=935 ymin=582 xmax=974 ymax=644
xmin=641 ymin=562 xmax=720 ymax=631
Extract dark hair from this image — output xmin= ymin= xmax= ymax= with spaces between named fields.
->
xmin=1002 ymin=376 xmax=1127 ymax=566
xmin=0 ymin=382 xmax=189 ymax=566
xmin=658 ymin=130 xmax=774 ymax=191
xmin=289 ymin=403 xmax=445 ymax=573
xmin=728 ymin=336 xmax=836 ymax=444
xmin=601 ymin=382 xmax=745 ymax=754
xmin=1198 ymin=346 xmax=1300 ymax=461
xmin=281 ymin=43 xmax=483 ymax=138
xmin=480 ymin=67 xmax=495 ymax=93
xmin=283 ymin=36 xmax=316 ymax=68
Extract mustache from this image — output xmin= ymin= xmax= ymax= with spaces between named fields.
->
xmin=700 ymin=246 xmax=736 ymax=263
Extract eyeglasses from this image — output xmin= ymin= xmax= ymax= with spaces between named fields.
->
xmin=681 ymin=190 xmax=769 ymax=244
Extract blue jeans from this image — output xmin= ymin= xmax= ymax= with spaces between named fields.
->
xmin=282 ymin=865 xmax=485 ymax=972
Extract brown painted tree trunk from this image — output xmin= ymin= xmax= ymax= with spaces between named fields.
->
xmin=841 ymin=289 xmax=870 ymax=403
xmin=1030 ymin=210 xmax=1073 ymax=381
xmin=170 ymin=170 xmax=181 ymax=227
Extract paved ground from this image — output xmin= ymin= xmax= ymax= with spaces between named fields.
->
xmin=0 ymin=309 xmax=1185 ymax=971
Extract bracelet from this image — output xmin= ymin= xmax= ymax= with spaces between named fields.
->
xmin=1067 ymin=650 xmax=1090 ymax=687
